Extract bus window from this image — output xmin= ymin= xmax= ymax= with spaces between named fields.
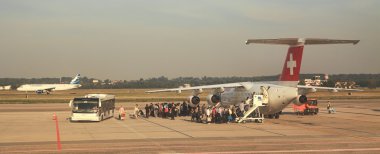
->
xmin=72 ymin=101 xmax=98 ymax=113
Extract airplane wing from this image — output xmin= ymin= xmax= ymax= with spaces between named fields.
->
xmin=145 ymin=82 xmax=250 ymax=93
xmin=297 ymin=85 xmax=363 ymax=92
xmin=246 ymin=38 xmax=359 ymax=45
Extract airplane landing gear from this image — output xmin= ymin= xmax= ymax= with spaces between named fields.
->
xmin=274 ymin=113 xmax=280 ymax=119
xmin=267 ymin=112 xmax=280 ymax=119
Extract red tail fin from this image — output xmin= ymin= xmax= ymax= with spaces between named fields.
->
xmin=279 ymin=46 xmax=304 ymax=81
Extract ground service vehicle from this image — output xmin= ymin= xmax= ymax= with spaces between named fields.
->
xmin=293 ymin=98 xmax=319 ymax=115
xmin=69 ymin=94 xmax=115 ymax=122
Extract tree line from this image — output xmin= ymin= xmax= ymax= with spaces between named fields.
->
xmin=0 ymin=74 xmax=379 ymax=89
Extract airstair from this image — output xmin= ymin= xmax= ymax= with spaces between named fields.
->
xmin=237 ymin=95 xmax=267 ymax=123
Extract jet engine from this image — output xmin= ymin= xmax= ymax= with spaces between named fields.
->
xmin=35 ymin=90 xmax=45 ymax=94
xmin=206 ymin=94 xmax=220 ymax=106
xmin=35 ymin=90 xmax=50 ymax=94
xmin=189 ymin=96 xmax=200 ymax=107
xmin=293 ymin=95 xmax=308 ymax=106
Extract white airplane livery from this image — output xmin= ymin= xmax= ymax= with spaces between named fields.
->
xmin=17 ymin=74 xmax=81 ymax=94
xmin=146 ymin=38 xmax=361 ymax=118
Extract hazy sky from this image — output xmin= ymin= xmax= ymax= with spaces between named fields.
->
xmin=0 ymin=0 xmax=379 ymax=80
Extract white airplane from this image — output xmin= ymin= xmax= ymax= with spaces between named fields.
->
xmin=17 ymin=74 xmax=81 ymax=94
xmin=146 ymin=38 xmax=361 ymax=119
xmin=0 ymin=85 xmax=11 ymax=90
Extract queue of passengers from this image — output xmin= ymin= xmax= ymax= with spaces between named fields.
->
xmin=190 ymin=104 xmax=247 ymax=124
xmin=186 ymin=99 xmax=256 ymax=124
xmin=131 ymin=102 xmax=190 ymax=120
xmin=129 ymin=101 xmax=208 ymax=120
xmin=143 ymin=102 xmax=178 ymax=120
xmin=123 ymin=99 xmax=253 ymax=124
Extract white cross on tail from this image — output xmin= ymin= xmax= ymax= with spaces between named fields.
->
xmin=287 ymin=53 xmax=296 ymax=75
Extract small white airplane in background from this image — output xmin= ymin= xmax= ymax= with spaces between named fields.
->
xmin=0 ymin=85 xmax=11 ymax=90
xmin=17 ymin=74 xmax=81 ymax=94
xmin=146 ymin=38 xmax=361 ymax=119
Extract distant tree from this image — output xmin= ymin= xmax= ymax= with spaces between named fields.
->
xmin=298 ymin=80 xmax=305 ymax=85
xmin=61 ymin=77 xmax=72 ymax=83
xmin=368 ymin=79 xmax=377 ymax=89
xmin=104 ymin=79 xmax=111 ymax=85
xmin=1 ymin=74 xmax=380 ymax=89
xmin=324 ymin=79 xmax=336 ymax=87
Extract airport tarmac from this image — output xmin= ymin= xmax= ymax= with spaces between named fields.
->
xmin=0 ymin=99 xmax=379 ymax=153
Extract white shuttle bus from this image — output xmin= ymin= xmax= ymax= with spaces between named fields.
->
xmin=69 ymin=94 xmax=115 ymax=122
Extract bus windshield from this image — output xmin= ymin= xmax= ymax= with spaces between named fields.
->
xmin=72 ymin=99 xmax=99 ymax=113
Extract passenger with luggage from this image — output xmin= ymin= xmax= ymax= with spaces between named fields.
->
xmin=327 ymin=101 xmax=336 ymax=114
xmin=145 ymin=104 xmax=150 ymax=118
xmin=170 ymin=105 xmax=176 ymax=120
xmin=164 ymin=103 xmax=169 ymax=118
xmin=211 ymin=107 xmax=217 ymax=123
xmin=227 ymin=108 xmax=233 ymax=123
xmin=118 ymin=105 xmax=126 ymax=120
xmin=134 ymin=104 xmax=140 ymax=119
xmin=154 ymin=103 xmax=159 ymax=117
xmin=206 ymin=107 xmax=211 ymax=124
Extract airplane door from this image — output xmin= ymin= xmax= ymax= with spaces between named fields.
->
xmin=260 ymin=86 xmax=269 ymax=104
xmin=253 ymin=95 xmax=264 ymax=106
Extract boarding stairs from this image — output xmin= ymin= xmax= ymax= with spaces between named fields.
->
xmin=237 ymin=95 xmax=267 ymax=123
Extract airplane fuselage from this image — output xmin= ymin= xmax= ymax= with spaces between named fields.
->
xmin=17 ymin=84 xmax=81 ymax=91
xmin=219 ymin=82 xmax=298 ymax=115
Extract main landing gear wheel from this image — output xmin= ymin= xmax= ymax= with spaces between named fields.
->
xmin=255 ymin=119 xmax=263 ymax=123
xmin=275 ymin=113 xmax=280 ymax=119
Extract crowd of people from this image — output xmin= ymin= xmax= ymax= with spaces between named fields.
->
xmin=190 ymin=104 xmax=238 ymax=124
xmin=119 ymin=99 xmax=254 ymax=124
xmin=118 ymin=98 xmax=336 ymax=122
